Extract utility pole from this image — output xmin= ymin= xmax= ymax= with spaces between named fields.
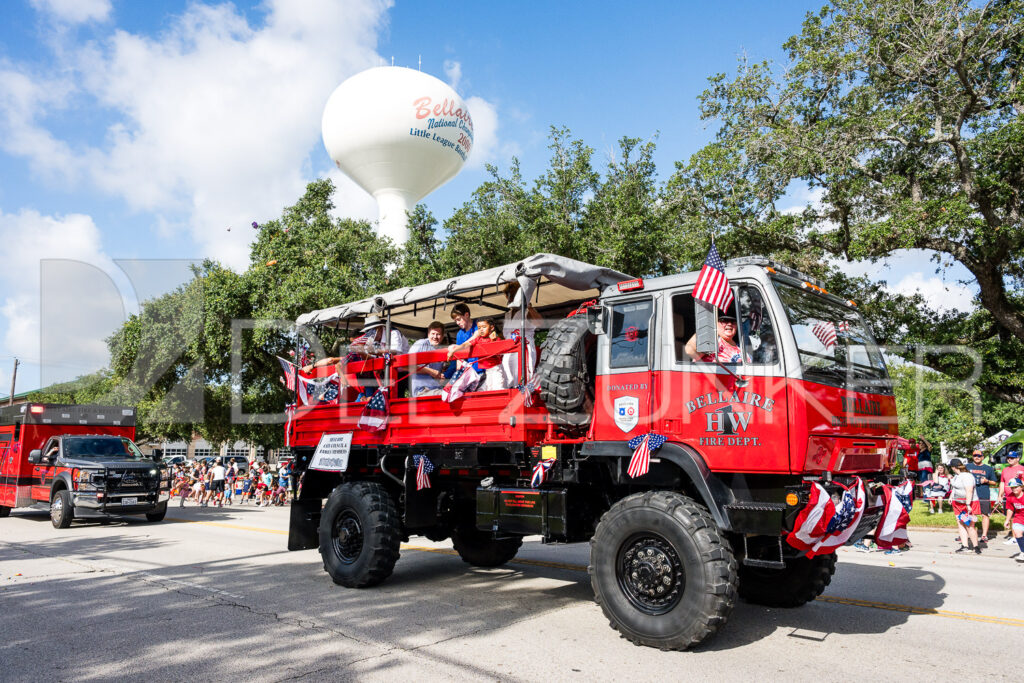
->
xmin=7 ymin=358 xmax=18 ymax=406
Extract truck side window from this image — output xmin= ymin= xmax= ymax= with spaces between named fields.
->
xmin=737 ymin=286 xmax=778 ymax=365
xmin=672 ymin=293 xmax=695 ymax=362
xmin=610 ymin=299 xmax=652 ymax=368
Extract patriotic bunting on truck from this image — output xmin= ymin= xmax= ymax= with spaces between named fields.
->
xmin=785 ymin=477 xmax=866 ymax=558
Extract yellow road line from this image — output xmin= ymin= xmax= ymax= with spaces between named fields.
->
xmin=167 ymin=519 xmax=1023 ymax=629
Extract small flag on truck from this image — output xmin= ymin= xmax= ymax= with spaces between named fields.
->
xmin=693 ymin=242 xmax=734 ymax=310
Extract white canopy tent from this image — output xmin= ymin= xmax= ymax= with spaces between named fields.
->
xmin=295 ymin=253 xmax=633 ymax=334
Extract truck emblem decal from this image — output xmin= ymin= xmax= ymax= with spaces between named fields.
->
xmin=613 ymin=396 xmax=639 ymax=433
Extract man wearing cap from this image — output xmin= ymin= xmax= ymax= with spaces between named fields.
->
xmin=998 ymin=450 xmax=1024 ymax=543
xmin=684 ymin=312 xmax=749 ymax=363
xmin=965 ymin=450 xmax=997 ymax=544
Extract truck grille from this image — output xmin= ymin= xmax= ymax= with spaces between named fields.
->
xmin=105 ymin=469 xmax=155 ymax=492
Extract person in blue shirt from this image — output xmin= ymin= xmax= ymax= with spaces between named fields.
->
xmin=449 ymin=303 xmax=479 ymax=373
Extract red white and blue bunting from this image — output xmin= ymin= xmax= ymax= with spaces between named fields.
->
xmin=626 ymin=433 xmax=667 ymax=479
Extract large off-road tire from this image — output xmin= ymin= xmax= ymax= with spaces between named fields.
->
xmin=50 ymin=489 xmax=74 ymax=529
xmin=318 ymin=482 xmax=401 ymax=588
xmin=590 ymin=491 xmax=738 ymax=651
xmin=450 ymin=526 xmax=523 ymax=567
xmin=738 ymin=552 xmax=837 ymax=608
xmin=146 ymin=501 xmax=168 ymax=523
xmin=536 ymin=316 xmax=594 ymax=431
xmin=0 ymin=505 xmax=11 ymax=518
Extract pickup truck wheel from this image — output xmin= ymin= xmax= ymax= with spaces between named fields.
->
xmin=590 ymin=491 xmax=737 ymax=651
xmin=450 ymin=527 xmax=523 ymax=567
xmin=50 ymin=489 xmax=74 ymax=529
xmin=146 ymin=502 xmax=168 ymax=523
xmin=536 ymin=316 xmax=594 ymax=433
xmin=0 ymin=505 xmax=10 ymax=518
xmin=318 ymin=482 xmax=401 ymax=588
xmin=738 ymin=553 xmax=837 ymax=608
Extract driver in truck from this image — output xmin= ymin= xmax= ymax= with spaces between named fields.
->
xmin=684 ymin=313 xmax=747 ymax=363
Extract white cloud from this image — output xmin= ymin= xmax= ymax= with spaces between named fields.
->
xmin=443 ymin=59 xmax=462 ymax=91
xmin=31 ymin=0 xmax=111 ymax=24
xmin=0 ymin=208 xmax=127 ymax=387
xmin=464 ymin=95 xmax=518 ymax=169
xmin=891 ymin=271 xmax=976 ymax=314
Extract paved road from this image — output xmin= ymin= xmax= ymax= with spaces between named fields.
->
xmin=2 ymin=503 xmax=1022 ymax=682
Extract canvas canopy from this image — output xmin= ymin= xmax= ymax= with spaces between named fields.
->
xmin=295 ymin=253 xmax=633 ymax=333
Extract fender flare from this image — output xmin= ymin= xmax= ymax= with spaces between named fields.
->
xmin=51 ymin=472 xmax=73 ymax=497
xmin=580 ymin=441 xmax=735 ymax=530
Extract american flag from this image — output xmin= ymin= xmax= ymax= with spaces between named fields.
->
xmin=811 ymin=320 xmax=851 ymax=350
xmin=785 ymin=477 xmax=866 ymax=557
xmin=277 ymin=356 xmax=297 ymax=391
xmin=626 ymin=433 xmax=667 ymax=479
xmin=298 ymin=373 xmax=339 ymax=405
xmin=413 ymin=454 xmax=433 ymax=490
xmin=357 ymin=387 xmax=389 ymax=432
xmin=824 ymin=486 xmax=859 ymax=533
xmin=518 ymin=376 xmax=540 ymax=407
xmin=874 ymin=479 xmax=914 ymax=550
xmin=531 ymin=458 xmax=554 ymax=488
xmin=692 ymin=242 xmax=734 ymax=310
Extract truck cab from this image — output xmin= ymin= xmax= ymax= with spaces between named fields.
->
xmin=0 ymin=403 xmax=169 ymax=527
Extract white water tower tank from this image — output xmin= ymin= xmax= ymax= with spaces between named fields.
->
xmin=322 ymin=66 xmax=473 ymax=245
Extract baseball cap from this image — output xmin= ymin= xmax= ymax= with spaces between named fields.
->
xmin=1008 ymin=478 xmax=1023 ymax=488
xmin=1008 ymin=452 xmax=1020 ymax=460
xmin=718 ymin=314 xmax=737 ymax=323
xmin=948 ymin=458 xmax=963 ymax=468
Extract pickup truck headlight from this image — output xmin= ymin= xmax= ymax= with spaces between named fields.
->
xmin=74 ymin=468 xmax=99 ymax=491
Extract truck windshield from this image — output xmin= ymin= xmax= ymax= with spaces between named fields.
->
xmin=64 ymin=437 xmax=144 ymax=459
xmin=774 ymin=281 xmax=891 ymax=393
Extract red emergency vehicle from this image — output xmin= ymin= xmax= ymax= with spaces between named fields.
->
xmin=283 ymin=254 xmax=903 ymax=650
xmin=0 ymin=403 xmax=169 ymax=527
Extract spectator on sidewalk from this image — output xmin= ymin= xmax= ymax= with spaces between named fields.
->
xmin=923 ymin=463 xmax=951 ymax=514
xmin=949 ymin=458 xmax=981 ymax=554
xmin=1002 ymin=478 xmax=1024 ymax=561
xmin=917 ymin=438 xmax=934 ymax=483
xmin=204 ymin=458 xmax=227 ymax=508
xmin=998 ymin=451 xmax=1024 ymax=542
xmin=966 ymin=450 xmax=997 ymax=545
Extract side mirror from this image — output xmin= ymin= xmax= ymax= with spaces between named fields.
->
xmin=694 ymin=299 xmax=717 ymax=356
xmin=586 ymin=305 xmax=608 ymax=335
xmin=28 ymin=449 xmax=42 ymax=464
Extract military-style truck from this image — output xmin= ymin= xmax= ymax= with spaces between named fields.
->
xmin=283 ymin=253 xmax=901 ymax=649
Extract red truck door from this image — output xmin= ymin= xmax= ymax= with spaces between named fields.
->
xmin=592 ymin=296 xmax=657 ymax=441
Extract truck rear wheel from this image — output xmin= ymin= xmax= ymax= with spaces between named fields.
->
xmin=590 ymin=491 xmax=737 ymax=651
xmin=536 ymin=316 xmax=594 ymax=432
xmin=738 ymin=552 xmax=837 ymax=608
xmin=50 ymin=489 xmax=74 ymax=529
xmin=319 ymin=482 xmax=401 ymax=588
xmin=450 ymin=526 xmax=523 ymax=567
xmin=0 ymin=505 xmax=10 ymax=518
xmin=146 ymin=502 xmax=168 ymax=523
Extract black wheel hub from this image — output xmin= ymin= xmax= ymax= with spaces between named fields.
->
xmin=617 ymin=533 xmax=685 ymax=615
xmin=332 ymin=510 xmax=364 ymax=564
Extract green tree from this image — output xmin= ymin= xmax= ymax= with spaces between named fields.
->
xmin=891 ymin=364 xmax=983 ymax=454
xmin=667 ymin=0 xmax=1024 ymax=407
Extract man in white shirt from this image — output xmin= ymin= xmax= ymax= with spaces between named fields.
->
xmin=204 ymin=458 xmax=228 ymax=508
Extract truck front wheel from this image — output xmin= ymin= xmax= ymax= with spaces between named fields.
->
xmin=50 ymin=489 xmax=74 ymax=529
xmin=590 ymin=491 xmax=738 ymax=651
xmin=318 ymin=482 xmax=401 ymax=588
xmin=451 ymin=526 xmax=523 ymax=567
xmin=146 ymin=502 xmax=168 ymax=523
xmin=738 ymin=553 xmax=837 ymax=608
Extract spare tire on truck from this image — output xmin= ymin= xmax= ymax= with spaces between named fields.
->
xmin=536 ymin=316 xmax=595 ymax=432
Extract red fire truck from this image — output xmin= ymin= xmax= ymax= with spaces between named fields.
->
xmin=0 ymin=403 xmax=169 ymax=527
xmin=284 ymin=254 xmax=902 ymax=650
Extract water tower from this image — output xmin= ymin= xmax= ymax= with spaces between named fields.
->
xmin=322 ymin=66 xmax=473 ymax=246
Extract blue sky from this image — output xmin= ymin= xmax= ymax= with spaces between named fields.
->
xmin=0 ymin=0 xmax=976 ymax=394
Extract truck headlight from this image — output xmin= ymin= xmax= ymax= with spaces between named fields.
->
xmin=75 ymin=469 xmax=97 ymax=491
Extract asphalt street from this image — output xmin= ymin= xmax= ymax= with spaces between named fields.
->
xmin=2 ymin=503 xmax=1022 ymax=682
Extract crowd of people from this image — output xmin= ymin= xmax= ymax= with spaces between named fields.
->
xmin=170 ymin=458 xmax=292 ymax=508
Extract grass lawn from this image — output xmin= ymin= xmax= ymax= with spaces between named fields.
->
xmin=908 ymin=500 xmax=1006 ymax=531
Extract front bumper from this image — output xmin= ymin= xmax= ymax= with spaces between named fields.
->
xmin=72 ymin=489 xmax=168 ymax=514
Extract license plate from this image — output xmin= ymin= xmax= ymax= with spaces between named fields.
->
xmin=121 ymin=497 xmax=138 ymax=506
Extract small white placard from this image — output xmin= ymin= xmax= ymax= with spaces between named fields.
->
xmin=310 ymin=433 xmax=353 ymax=472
